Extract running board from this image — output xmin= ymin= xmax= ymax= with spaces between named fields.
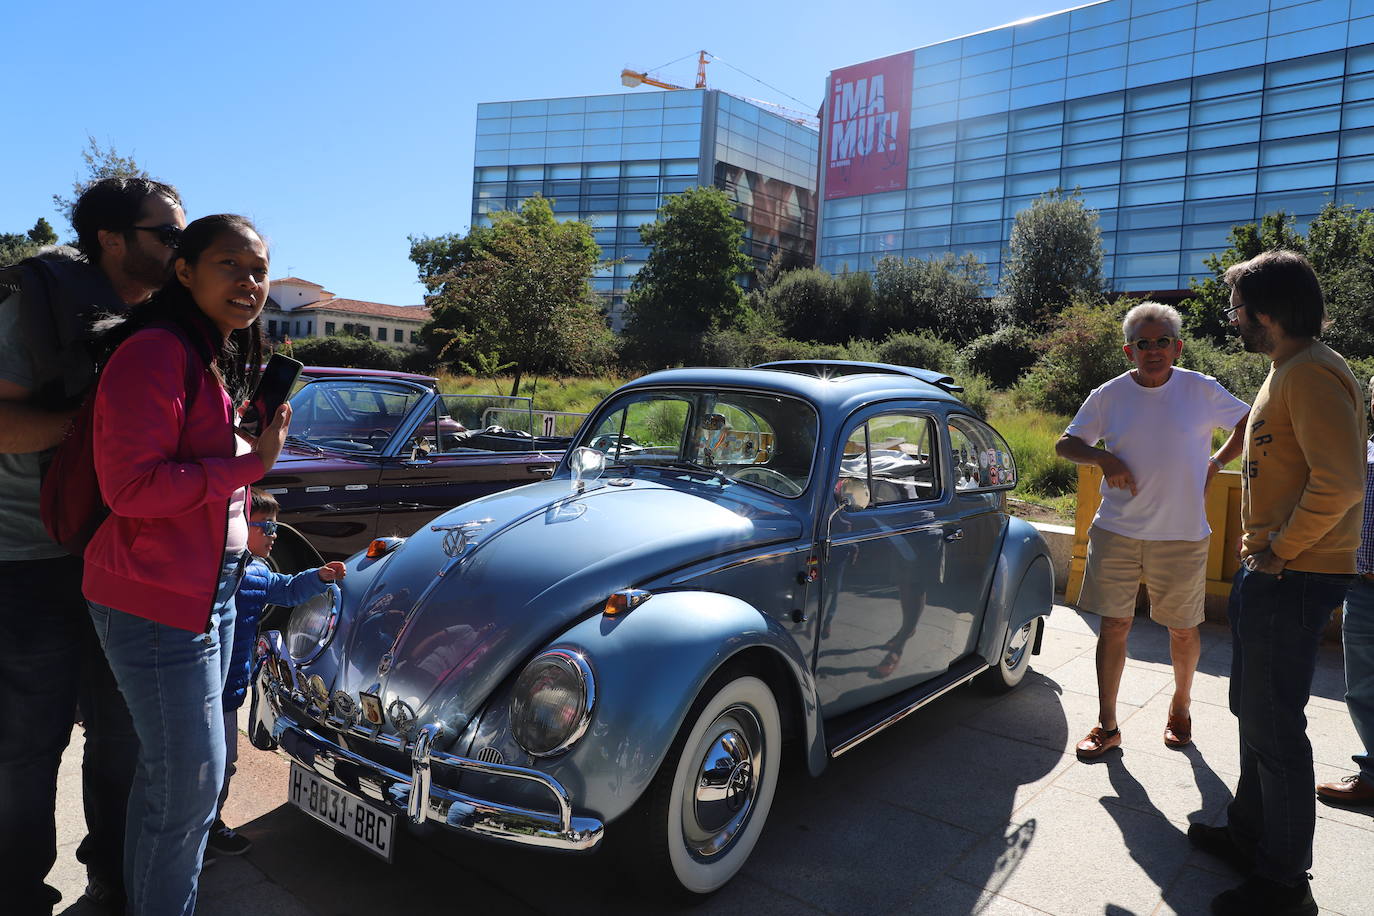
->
xmin=826 ymin=656 xmax=990 ymax=758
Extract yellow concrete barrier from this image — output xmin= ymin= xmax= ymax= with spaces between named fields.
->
xmin=1065 ymin=464 xmax=1244 ymax=605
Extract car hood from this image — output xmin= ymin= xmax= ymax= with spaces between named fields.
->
xmin=330 ymin=476 xmax=804 ymax=738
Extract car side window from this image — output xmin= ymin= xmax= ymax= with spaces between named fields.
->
xmin=838 ymin=413 xmax=940 ymax=508
xmin=948 ymin=414 xmax=1017 ymax=491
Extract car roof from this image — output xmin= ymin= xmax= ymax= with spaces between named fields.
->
xmin=298 ymin=366 xmax=438 ymax=384
xmin=618 ymin=362 xmax=966 ymax=414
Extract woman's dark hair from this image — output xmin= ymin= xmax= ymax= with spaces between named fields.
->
xmin=98 ymin=214 xmax=265 ymax=402
xmin=1223 ymin=249 xmax=1326 ymax=339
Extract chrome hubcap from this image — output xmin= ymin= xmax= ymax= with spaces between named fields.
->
xmin=1004 ymin=620 xmax=1034 ymax=671
xmin=685 ymin=705 xmax=763 ymax=858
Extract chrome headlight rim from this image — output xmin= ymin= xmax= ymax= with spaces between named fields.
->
xmin=284 ymin=587 xmax=339 ymax=665
xmin=509 ymin=648 xmax=596 ymax=758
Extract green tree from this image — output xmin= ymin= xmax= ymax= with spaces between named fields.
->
xmin=621 ymin=186 xmax=754 ymax=367
xmin=1017 ymin=298 xmax=1130 ymax=415
xmin=1001 ymin=189 xmax=1106 ymax=331
xmin=411 ymin=195 xmax=612 ymax=395
xmin=287 ymin=334 xmax=405 ymax=371
xmin=0 ymin=219 xmax=61 ymax=267
xmin=1176 ymin=211 xmax=1307 ymax=344
xmin=871 ymin=253 xmax=1003 ymax=343
xmin=52 ymin=135 xmax=152 ymax=227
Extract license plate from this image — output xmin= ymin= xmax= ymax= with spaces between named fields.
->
xmin=288 ymin=762 xmax=395 ymax=862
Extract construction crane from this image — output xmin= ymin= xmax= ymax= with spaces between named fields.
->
xmin=621 ymin=50 xmax=710 ymax=91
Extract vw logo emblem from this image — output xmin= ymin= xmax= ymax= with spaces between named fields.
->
xmin=388 ymin=699 xmax=417 ymax=735
xmin=725 ymin=760 xmax=752 ymax=812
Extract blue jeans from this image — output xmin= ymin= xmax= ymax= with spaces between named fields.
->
xmin=1226 ymin=566 xmax=1353 ymax=885
xmin=0 ymin=555 xmax=138 ymax=915
xmin=1342 ymin=578 xmax=1374 ymax=783
xmin=89 ymin=552 xmax=246 ymax=916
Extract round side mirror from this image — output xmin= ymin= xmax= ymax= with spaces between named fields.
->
xmin=836 ymin=477 xmax=871 ymax=511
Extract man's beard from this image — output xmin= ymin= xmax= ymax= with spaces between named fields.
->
xmin=122 ymin=240 xmax=173 ymax=293
xmin=1239 ymin=322 xmax=1271 ymax=354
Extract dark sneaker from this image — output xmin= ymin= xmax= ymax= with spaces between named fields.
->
xmin=1211 ymin=875 xmax=1317 ymax=916
xmin=206 ymin=819 xmax=252 ymax=856
xmin=81 ymin=878 xmax=125 ymax=914
xmin=1186 ymin=822 xmax=1254 ymax=874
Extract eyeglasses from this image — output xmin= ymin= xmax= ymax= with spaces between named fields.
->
xmin=130 ymin=224 xmax=182 ymax=249
xmin=1224 ymin=304 xmax=1242 ymax=320
xmin=249 ymin=520 xmax=279 ymax=536
xmin=1131 ymin=336 xmax=1177 ymax=351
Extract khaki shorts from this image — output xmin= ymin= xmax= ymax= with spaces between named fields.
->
xmin=1078 ymin=525 xmax=1207 ymax=629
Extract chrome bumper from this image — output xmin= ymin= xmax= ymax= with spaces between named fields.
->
xmin=250 ymin=631 xmax=603 ymax=853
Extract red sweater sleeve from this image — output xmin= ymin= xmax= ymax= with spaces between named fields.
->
xmin=93 ymin=329 xmax=264 ymax=519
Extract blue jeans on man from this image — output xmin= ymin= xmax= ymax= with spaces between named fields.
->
xmin=0 ymin=555 xmax=137 ymax=915
xmin=1340 ymin=578 xmax=1374 ymax=784
xmin=88 ymin=552 xmax=245 ymax=916
xmin=1226 ymin=566 xmax=1353 ymax=884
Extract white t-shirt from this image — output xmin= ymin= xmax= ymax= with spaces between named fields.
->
xmin=1065 ymin=367 xmax=1250 ymax=541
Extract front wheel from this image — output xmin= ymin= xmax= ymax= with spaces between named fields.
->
xmin=621 ymin=672 xmax=781 ymax=896
xmin=980 ymin=617 xmax=1040 ymax=693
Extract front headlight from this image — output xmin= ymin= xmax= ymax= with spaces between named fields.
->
xmin=509 ymin=649 xmax=595 ymax=757
xmin=284 ymin=586 xmax=339 ymax=664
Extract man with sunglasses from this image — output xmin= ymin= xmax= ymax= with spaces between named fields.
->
xmin=1057 ymin=302 xmax=1249 ymax=764
xmin=0 ymin=177 xmax=184 ymax=914
xmin=1186 ymin=250 xmax=1364 ymax=916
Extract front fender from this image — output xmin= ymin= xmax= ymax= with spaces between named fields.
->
xmin=976 ymin=518 xmax=1054 ymax=662
xmin=475 ymin=591 xmax=822 ymax=827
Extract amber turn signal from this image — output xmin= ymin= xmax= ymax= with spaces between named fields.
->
xmin=366 ymin=537 xmax=405 ymax=559
xmin=603 ymin=588 xmax=652 ymax=616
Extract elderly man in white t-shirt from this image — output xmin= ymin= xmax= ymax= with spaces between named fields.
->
xmin=1056 ymin=302 xmax=1250 ymax=759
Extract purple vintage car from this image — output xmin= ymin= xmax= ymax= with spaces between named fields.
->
xmin=260 ymin=371 xmax=578 ymax=569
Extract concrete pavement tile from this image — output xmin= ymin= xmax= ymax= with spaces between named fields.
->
xmin=890 ymin=876 xmax=1048 ymax=914
xmin=1028 ymin=627 xmax=1098 ymax=676
xmin=1153 ymin=864 xmax=1236 ymax=916
xmin=742 ymin=792 xmax=978 ymax=915
xmin=857 ymin=725 xmax=1072 ymax=835
xmin=195 ymin=879 xmax=315 ymax=916
xmin=1311 ymin=814 xmax=1374 ymax=916
xmin=948 ymin=785 xmax=1197 ymax=916
xmin=967 ymin=675 xmax=1112 ymax=756
xmin=1049 ymin=653 xmax=1173 ymax=708
xmin=199 ymin=854 xmax=269 ymax=901
xmin=1050 ymin=744 xmax=1236 ymax=829
xmin=1045 ymin=604 xmax=1101 ymax=638
xmin=53 ymin=730 xmax=89 ymax=909
xmin=1183 ymin=666 xmax=1233 ymax=709
xmin=1118 ymin=694 xmax=1240 ymax=777
xmin=1307 ymin=702 xmax=1368 ymax=771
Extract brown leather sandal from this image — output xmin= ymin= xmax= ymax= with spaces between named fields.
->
xmin=1075 ymin=726 xmax=1121 ymax=759
xmin=1164 ymin=713 xmax=1192 ymax=748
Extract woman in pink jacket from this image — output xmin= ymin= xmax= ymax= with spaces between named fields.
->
xmin=84 ymin=214 xmax=288 ymax=915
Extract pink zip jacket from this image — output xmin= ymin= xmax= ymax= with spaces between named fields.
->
xmin=83 ymin=327 xmax=264 ymax=632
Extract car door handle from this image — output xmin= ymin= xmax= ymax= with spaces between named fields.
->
xmin=944 ymin=528 xmax=964 ymax=541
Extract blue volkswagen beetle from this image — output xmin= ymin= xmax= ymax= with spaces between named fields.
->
xmin=251 ymin=361 xmax=1054 ymax=895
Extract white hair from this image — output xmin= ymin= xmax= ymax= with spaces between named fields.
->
xmin=1122 ymin=302 xmax=1182 ymax=342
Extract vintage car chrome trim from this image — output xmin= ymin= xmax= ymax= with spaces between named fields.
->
xmin=284 ymin=588 xmax=339 ymax=666
xmin=254 ymin=637 xmax=603 ymax=852
xmin=829 ymin=662 xmax=990 ymax=758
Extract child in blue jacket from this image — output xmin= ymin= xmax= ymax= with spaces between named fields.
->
xmin=209 ymin=488 xmax=345 ymax=857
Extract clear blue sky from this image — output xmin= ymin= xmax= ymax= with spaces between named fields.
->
xmin=4 ymin=0 xmax=1045 ymax=306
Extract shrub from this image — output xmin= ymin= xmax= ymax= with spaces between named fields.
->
xmin=962 ymin=325 xmax=1040 ymax=389
xmin=955 ymin=373 xmax=993 ymax=418
xmin=1016 ymin=299 xmax=1129 ymax=415
xmin=874 ymin=331 xmax=958 ymax=373
xmin=287 ymin=335 xmax=405 ymax=371
xmin=1176 ymin=336 xmax=1270 ymax=404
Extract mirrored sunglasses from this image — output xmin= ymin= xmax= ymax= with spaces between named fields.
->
xmin=1131 ymin=336 xmax=1176 ymax=351
xmin=130 ymin=224 xmax=182 ymax=249
xmin=249 ymin=520 xmax=279 ymax=536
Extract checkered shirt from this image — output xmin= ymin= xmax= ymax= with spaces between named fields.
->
xmin=1359 ymin=440 xmax=1374 ymax=575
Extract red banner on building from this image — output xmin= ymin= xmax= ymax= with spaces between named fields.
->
xmin=823 ymin=51 xmax=914 ymax=200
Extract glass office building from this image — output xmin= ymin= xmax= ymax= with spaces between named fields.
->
xmin=472 ymin=89 xmax=818 ymax=326
xmin=817 ymin=0 xmax=1374 ymax=296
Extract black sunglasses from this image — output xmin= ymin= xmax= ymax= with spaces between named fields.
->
xmin=1131 ymin=336 xmax=1177 ymax=351
xmin=130 ymin=224 xmax=182 ymax=249
xmin=249 ymin=520 xmax=279 ymax=536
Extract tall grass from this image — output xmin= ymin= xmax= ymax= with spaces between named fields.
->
xmin=434 ymin=373 xmax=633 ymax=414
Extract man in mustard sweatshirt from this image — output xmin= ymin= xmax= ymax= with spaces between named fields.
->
xmin=1187 ymin=250 xmax=1365 ymax=916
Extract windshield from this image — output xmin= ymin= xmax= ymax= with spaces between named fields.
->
xmin=578 ymin=388 xmax=818 ymax=497
xmin=287 ymin=379 xmax=424 ymax=452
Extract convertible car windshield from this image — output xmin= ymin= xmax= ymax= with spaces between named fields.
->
xmin=579 ymin=388 xmax=817 ymax=497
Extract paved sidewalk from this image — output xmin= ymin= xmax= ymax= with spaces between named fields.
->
xmin=51 ymin=603 xmax=1374 ymax=915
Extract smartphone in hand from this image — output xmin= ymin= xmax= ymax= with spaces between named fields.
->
xmin=241 ymin=354 xmax=303 ymax=438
